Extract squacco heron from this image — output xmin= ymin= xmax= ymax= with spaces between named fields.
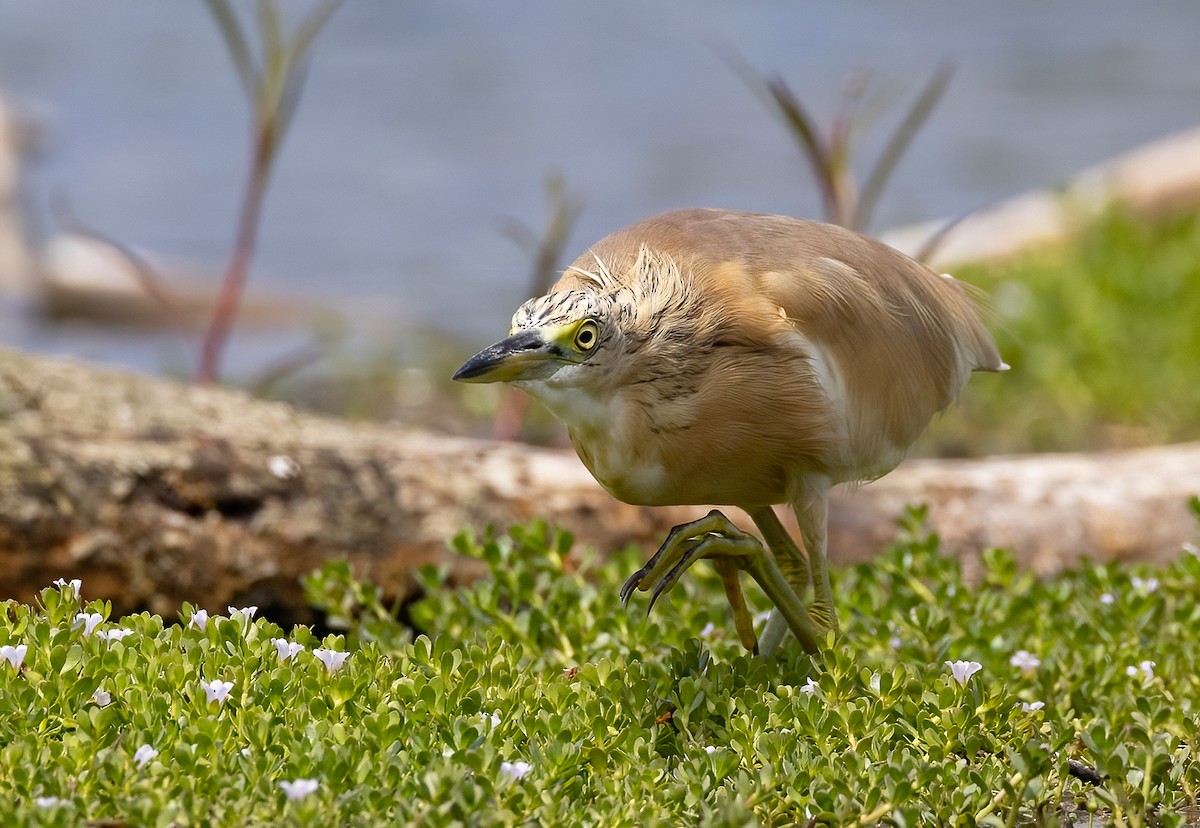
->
xmin=455 ymin=209 xmax=1004 ymax=656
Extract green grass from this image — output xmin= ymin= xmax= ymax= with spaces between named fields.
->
xmin=3 ymin=507 xmax=1200 ymax=826
xmin=924 ymin=207 xmax=1200 ymax=456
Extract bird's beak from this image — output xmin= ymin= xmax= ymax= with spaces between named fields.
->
xmin=452 ymin=329 xmax=563 ymax=383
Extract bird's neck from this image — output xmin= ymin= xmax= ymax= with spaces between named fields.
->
xmin=515 ymin=377 xmax=613 ymax=433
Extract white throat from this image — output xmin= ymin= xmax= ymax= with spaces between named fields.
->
xmin=515 ymin=372 xmax=611 ymax=433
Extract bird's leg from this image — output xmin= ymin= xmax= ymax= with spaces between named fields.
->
xmin=712 ymin=558 xmax=758 ymax=653
xmin=750 ymin=502 xmax=838 ymax=658
xmin=754 ymin=507 xmax=811 ymax=598
xmin=620 ymin=509 xmax=823 ymax=654
xmin=792 ymin=495 xmax=838 ymax=637
xmin=752 ymin=506 xmax=808 ymax=658
xmin=740 ymin=545 xmax=822 ymax=654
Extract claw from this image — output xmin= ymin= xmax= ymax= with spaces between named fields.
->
xmin=634 ymin=519 xmax=703 ymax=583
xmin=648 ymin=544 xmax=703 ymax=610
xmin=647 ymin=576 xmax=673 ymax=613
xmin=619 ymin=568 xmax=646 ymax=605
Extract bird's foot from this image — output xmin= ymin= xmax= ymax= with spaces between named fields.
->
xmin=621 ymin=509 xmax=826 ymax=656
xmin=619 ymin=510 xmax=761 ymax=614
xmin=620 ymin=510 xmax=764 ymax=652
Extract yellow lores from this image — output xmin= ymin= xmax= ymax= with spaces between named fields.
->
xmin=455 ymin=209 xmax=1004 ymax=656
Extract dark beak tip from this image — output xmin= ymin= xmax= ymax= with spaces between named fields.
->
xmin=451 ymin=357 xmax=487 ymax=383
xmin=452 ymin=330 xmax=546 ymax=384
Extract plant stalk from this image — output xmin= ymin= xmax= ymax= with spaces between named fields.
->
xmin=196 ymin=120 xmax=276 ymax=384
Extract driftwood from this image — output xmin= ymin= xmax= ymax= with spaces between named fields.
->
xmin=827 ymin=447 xmax=1200 ymax=579
xmin=0 ymin=347 xmax=702 ymax=620
xmin=1 ymin=347 xmax=1198 ymax=621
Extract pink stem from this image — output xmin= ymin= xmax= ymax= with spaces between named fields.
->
xmin=196 ymin=123 xmax=275 ymax=384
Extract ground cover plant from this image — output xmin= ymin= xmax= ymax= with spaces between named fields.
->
xmin=3 ymin=505 xmax=1200 ymax=826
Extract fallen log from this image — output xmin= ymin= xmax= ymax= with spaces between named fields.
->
xmin=1 ymin=347 xmax=1197 ymax=621
xmin=827 ymin=446 xmax=1200 ymax=580
xmin=0 ymin=347 xmax=702 ymax=621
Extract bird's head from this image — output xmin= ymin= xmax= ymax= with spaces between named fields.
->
xmin=452 ymin=290 xmax=618 ymax=391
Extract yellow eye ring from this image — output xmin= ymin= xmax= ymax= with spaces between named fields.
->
xmin=574 ymin=320 xmax=599 ymax=351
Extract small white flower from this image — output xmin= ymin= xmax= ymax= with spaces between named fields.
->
xmin=52 ymin=578 xmax=82 ymax=597
xmin=699 ymin=622 xmax=716 ymax=639
xmin=133 ymin=744 xmax=158 ymax=768
xmin=279 ymin=778 xmax=319 ymax=800
xmin=1009 ymin=650 xmax=1041 ymax=676
xmin=228 ymin=605 xmax=258 ymax=621
xmin=268 ymin=455 xmax=302 ymax=480
xmin=945 ymin=660 xmax=983 ymax=686
xmin=35 ymin=796 xmax=68 ymax=808
xmin=1099 ymin=592 xmax=1116 ymax=605
xmin=73 ymin=612 xmax=103 ymax=637
xmin=754 ymin=610 xmax=773 ymax=626
xmin=1020 ymin=701 xmax=1045 ymax=712
xmin=500 ymin=760 xmax=533 ymax=780
xmin=799 ymin=676 xmax=819 ymax=695
xmin=92 ymin=689 xmax=112 ymax=707
xmin=888 ymin=636 xmax=903 ymax=650
xmin=96 ymin=628 xmax=134 ymax=642
xmin=1126 ymin=660 xmax=1156 ymax=683
xmin=1131 ymin=576 xmax=1159 ymax=594
xmin=201 ymin=678 xmax=235 ymax=706
xmin=703 ymin=745 xmax=718 ymax=755
xmin=312 ymin=648 xmax=349 ymax=674
xmin=188 ymin=609 xmax=210 ymax=631
xmin=1 ymin=644 xmax=27 ymax=670
xmin=484 ymin=711 xmax=501 ymax=728
xmin=272 ymin=638 xmax=305 ymax=662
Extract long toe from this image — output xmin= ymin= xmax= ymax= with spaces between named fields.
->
xmin=619 ymin=569 xmax=648 ymax=605
xmin=647 ymin=546 xmax=704 ymax=611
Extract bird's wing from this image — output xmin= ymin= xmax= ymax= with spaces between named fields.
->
xmin=747 ymin=216 xmax=1003 ymax=458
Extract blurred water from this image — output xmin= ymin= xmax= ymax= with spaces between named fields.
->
xmin=1 ymin=1 xmax=1199 ymax=375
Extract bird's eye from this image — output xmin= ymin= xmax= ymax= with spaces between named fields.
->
xmin=574 ymin=320 xmax=599 ymax=351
